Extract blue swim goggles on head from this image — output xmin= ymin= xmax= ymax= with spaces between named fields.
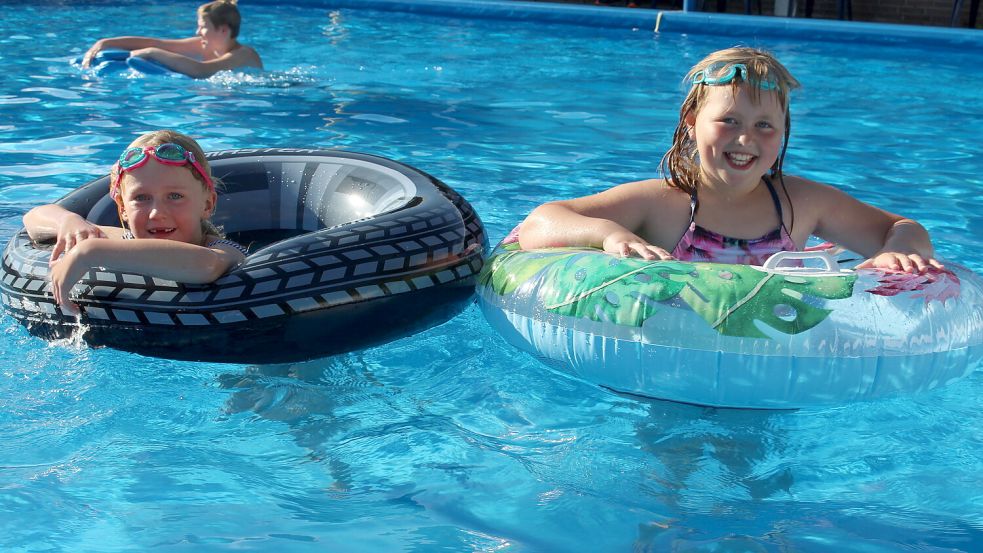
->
xmin=691 ymin=63 xmax=779 ymax=91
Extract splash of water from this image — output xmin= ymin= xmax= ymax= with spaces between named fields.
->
xmin=45 ymin=313 xmax=90 ymax=353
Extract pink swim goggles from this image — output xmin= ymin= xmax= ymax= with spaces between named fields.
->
xmin=110 ymin=143 xmax=214 ymax=198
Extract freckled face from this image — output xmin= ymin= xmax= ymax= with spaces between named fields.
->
xmin=117 ymin=159 xmax=215 ymax=245
xmin=688 ymin=85 xmax=786 ymax=192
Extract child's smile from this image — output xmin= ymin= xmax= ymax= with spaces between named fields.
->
xmin=724 ymin=151 xmax=756 ymax=169
xmin=146 ymin=226 xmax=177 ymax=237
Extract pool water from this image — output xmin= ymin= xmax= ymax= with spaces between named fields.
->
xmin=2 ymin=2 xmax=983 ymax=551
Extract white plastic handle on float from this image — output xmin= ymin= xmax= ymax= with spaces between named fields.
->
xmin=761 ymin=250 xmax=842 ymax=273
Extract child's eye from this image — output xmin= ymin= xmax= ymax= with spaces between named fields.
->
xmin=168 ymin=192 xmax=185 ymax=200
xmin=757 ymin=121 xmax=774 ymax=129
xmin=132 ymin=194 xmax=151 ymax=202
xmin=720 ymin=117 xmax=738 ymax=125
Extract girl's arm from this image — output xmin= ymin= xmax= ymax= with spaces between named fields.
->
xmin=796 ymin=178 xmax=941 ymax=273
xmin=853 ymin=218 xmax=942 ymax=272
xmin=518 ymin=179 xmax=682 ymax=260
xmin=129 ymin=46 xmax=261 ymax=78
xmin=81 ymin=36 xmax=202 ymax=68
xmin=48 ymin=238 xmax=245 ymax=313
xmin=24 ymin=204 xmax=120 ymax=261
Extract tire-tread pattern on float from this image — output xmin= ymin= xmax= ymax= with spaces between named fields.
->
xmin=1 ymin=148 xmax=487 ymax=363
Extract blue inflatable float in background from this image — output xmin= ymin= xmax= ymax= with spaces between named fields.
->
xmin=76 ymin=48 xmax=176 ymax=76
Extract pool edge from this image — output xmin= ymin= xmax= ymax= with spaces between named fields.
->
xmin=266 ymin=0 xmax=983 ymax=49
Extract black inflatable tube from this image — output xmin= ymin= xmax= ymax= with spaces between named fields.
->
xmin=1 ymin=148 xmax=487 ymax=363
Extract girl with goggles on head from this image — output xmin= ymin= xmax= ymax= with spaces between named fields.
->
xmin=80 ymin=0 xmax=262 ymax=79
xmin=24 ymin=130 xmax=247 ymax=314
xmin=519 ymin=47 xmax=941 ymax=274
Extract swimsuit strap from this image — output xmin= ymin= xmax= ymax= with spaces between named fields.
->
xmin=689 ymin=175 xmax=788 ymax=223
xmin=672 ymin=176 xmax=795 ymax=259
xmin=689 ymin=176 xmax=787 ymax=232
xmin=672 ymin=192 xmax=699 ymax=258
xmin=761 ymin=175 xmax=791 ymax=236
xmin=686 ymin=193 xmax=698 ymax=226
xmin=206 ymin=238 xmax=249 ymax=256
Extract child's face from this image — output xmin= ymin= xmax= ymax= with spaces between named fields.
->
xmin=117 ymin=158 xmax=215 ymax=245
xmin=196 ymin=17 xmax=224 ymax=48
xmin=687 ymin=84 xmax=786 ymax=191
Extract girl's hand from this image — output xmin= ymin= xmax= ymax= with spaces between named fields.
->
xmin=48 ymin=248 xmax=90 ymax=315
xmin=602 ymin=232 xmax=674 ymax=261
xmin=856 ymin=251 xmax=945 ymax=274
xmin=50 ymin=215 xmax=106 ymax=264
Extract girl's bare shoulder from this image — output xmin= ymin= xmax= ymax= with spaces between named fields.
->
xmin=608 ymin=178 xmax=688 ymax=202
xmin=780 ymin=174 xmax=850 ymax=207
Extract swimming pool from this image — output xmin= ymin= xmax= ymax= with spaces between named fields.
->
xmin=2 ymin=1 xmax=982 ymax=551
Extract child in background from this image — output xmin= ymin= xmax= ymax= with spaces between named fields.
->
xmin=24 ymin=130 xmax=247 ymax=313
xmin=518 ymin=47 xmax=941 ymax=274
xmin=80 ymin=0 xmax=262 ymax=78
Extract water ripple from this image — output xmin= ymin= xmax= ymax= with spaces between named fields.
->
xmin=21 ymin=87 xmax=82 ymax=100
xmin=0 ymin=134 xmax=115 ymax=156
xmin=0 ymin=95 xmax=40 ymax=105
xmin=0 ymin=161 xmax=104 ymax=178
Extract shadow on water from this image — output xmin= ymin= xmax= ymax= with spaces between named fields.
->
xmin=210 ymin=330 xmax=643 ymax=550
xmin=626 ymin=393 xmax=983 ymax=552
xmin=216 ymin=356 xmax=383 ymax=493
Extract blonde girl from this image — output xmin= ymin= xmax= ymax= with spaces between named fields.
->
xmin=519 ymin=47 xmax=940 ymax=274
xmin=24 ymin=130 xmax=247 ymax=313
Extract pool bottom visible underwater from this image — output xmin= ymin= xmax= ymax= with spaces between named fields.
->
xmin=1 ymin=1 xmax=982 ymax=551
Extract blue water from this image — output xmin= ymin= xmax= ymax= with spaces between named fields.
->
xmin=3 ymin=2 xmax=983 ymax=551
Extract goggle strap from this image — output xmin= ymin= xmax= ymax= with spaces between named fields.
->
xmin=109 ymin=143 xmax=214 ymax=197
xmin=693 ymin=62 xmax=779 ymax=90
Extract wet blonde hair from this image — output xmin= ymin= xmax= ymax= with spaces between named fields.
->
xmin=199 ymin=0 xmax=242 ymax=39
xmin=659 ymin=47 xmax=801 ymax=197
xmin=111 ymin=129 xmax=224 ymax=238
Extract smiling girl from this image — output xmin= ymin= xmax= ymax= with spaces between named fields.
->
xmin=24 ymin=130 xmax=247 ymax=313
xmin=80 ymin=0 xmax=262 ymax=78
xmin=518 ymin=47 xmax=940 ymax=274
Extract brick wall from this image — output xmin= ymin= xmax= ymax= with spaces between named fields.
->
xmin=739 ymin=0 xmax=975 ymax=27
xmin=583 ymin=0 xmax=981 ymax=27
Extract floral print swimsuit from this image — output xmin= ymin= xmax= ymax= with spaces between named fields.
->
xmin=670 ymin=176 xmax=797 ymax=266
